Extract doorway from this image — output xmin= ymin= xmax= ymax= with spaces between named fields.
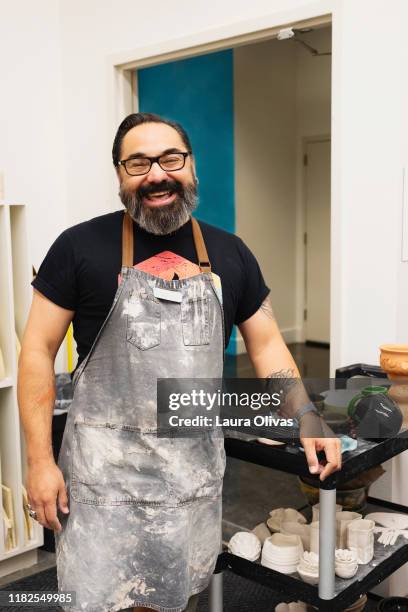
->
xmin=304 ymin=138 xmax=331 ymax=345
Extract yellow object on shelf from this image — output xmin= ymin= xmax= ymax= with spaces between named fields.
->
xmin=0 ymin=346 xmax=5 ymax=379
xmin=2 ymin=484 xmax=16 ymax=550
xmin=66 ymin=323 xmax=74 ymax=373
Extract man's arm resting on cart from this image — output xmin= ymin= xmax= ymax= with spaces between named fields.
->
xmin=238 ymin=296 xmax=342 ymax=481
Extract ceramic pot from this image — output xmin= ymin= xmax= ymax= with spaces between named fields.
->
xmin=299 ymin=476 xmax=368 ymax=512
xmin=336 ymin=512 xmax=362 ymax=549
xmin=347 ymin=519 xmax=375 ymax=564
xmin=348 ymin=385 xmax=402 ymax=438
xmin=380 ymin=344 xmax=408 ymax=429
xmin=379 ymin=345 xmax=408 ymax=378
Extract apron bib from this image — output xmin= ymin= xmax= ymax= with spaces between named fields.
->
xmin=55 ymin=213 xmax=226 ymax=612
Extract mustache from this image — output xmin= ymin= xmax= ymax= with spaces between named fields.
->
xmin=137 ymin=179 xmax=184 ymax=198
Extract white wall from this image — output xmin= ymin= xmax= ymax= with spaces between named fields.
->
xmin=234 ymin=28 xmax=331 ymax=347
xmin=0 ymin=0 xmax=67 ymax=371
xmin=234 ymin=39 xmax=297 ymax=342
xmin=0 ymin=0 xmax=66 ymax=267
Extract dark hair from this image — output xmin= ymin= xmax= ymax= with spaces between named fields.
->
xmin=112 ymin=112 xmax=193 ymax=166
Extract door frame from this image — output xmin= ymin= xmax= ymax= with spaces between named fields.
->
xmin=297 ymin=135 xmax=331 ymax=344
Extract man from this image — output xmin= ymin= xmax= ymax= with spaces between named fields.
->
xmin=18 ymin=113 xmax=341 ymax=612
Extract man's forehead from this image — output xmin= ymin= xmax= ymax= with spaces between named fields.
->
xmin=121 ymin=122 xmax=186 ymax=157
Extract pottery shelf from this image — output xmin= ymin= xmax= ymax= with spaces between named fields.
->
xmin=0 ymin=204 xmax=43 ymax=578
xmin=214 ymin=429 xmax=408 ymax=611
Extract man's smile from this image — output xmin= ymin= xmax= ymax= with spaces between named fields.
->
xmin=143 ymin=190 xmax=178 ymax=207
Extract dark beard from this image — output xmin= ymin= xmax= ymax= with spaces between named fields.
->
xmin=119 ymin=178 xmax=198 ymax=235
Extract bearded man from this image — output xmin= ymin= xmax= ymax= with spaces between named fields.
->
xmin=18 ymin=113 xmax=341 ymax=612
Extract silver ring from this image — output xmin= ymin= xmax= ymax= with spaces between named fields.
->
xmin=27 ymin=504 xmax=38 ymax=520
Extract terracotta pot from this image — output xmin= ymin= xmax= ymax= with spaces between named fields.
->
xmin=379 ymin=344 xmax=408 ymax=378
xmin=379 ymin=344 xmax=408 ymax=429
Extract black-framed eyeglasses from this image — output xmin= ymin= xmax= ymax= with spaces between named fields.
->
xmin=117 ymin=152 xmax=190 ymax=176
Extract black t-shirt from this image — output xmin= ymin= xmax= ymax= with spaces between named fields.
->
xmin=32 ymin=211 xmax=270 ymax=370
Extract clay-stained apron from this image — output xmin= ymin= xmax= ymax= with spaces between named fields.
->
xmin=55 ymin=212 xmax=226 ymax=612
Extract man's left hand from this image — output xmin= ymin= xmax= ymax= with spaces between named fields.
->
xmin=299 ymin=413 xmax=342 ymax=481
xmin=301 ymin=436 xmax=342 ymax=481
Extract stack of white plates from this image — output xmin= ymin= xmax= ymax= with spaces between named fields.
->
xmin=261 ymin=533 xmax=303 ymax=574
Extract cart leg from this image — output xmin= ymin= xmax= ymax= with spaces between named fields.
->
xmin=318 ymin=487 xmax=336 ymax=600
xmin=208 ymin=572 xmax=223 ymax=612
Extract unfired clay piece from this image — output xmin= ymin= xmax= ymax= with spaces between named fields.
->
xmin=281 ymin=521 xmax=311 ymax=551
xmin=252 ymin=522 xmax=272 ymax=544
xmin=267 ymin=508 xmax=307 ymax=532
xmin=335 ymin=548 xmax=358 ymax=579
xmin=347 ymin=519 xmax=375 ymax=564
xmin=228 ymin=531 xmax=261 ymax=561
xmin=336 ymin=512 xmax=362 ymax=549
xmin=262 ymin=533 xmax=303 ymax=574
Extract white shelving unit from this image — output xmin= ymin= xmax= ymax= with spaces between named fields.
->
xmin=0 ymin=203 xmax=44 ymax=578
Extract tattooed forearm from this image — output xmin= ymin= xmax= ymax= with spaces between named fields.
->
xmin=265 ymin=369 xmax=310 ymax=418
xmin=266 ymin=369 xmax=296 ymax=379
xmin=259 ymin=297 xmax=276 ymax=321
xmin=265 ymin=369 xmax=298 ymax=397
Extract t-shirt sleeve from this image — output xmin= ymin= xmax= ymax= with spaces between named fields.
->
xmin=31 ymin=230 xmax=77 ymax=310
xmin=234 ymin=238 xmax=271 ymax=325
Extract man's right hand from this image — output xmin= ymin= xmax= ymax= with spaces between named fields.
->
xmin=26 ymin=459 xmax=69 ymax=532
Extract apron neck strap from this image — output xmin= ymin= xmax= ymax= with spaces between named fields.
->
xmin=122 ymin=211 xmax=134 ymax=268
xmin=121 ymin=212 xmax=212 ymax=273
xmin=191 ymin=217 xmax=211 ymax=273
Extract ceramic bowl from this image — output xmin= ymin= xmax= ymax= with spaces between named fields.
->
xmin=228 ymin=531 xmax=261 ymax=561
xmin=262 ymin=559 xmax=299 ymax=574
xmin=335 ymin=563 xmax=358 ymax=579
xmin=296 ymin=565 xmax=319 ymax=585
xmin=298 ymin=551 xmax=319 ymax=572
xmin=262 ymin=533 xmax=303 ymax=569
xmin=335 ymin=548 xmax=358 ymax=564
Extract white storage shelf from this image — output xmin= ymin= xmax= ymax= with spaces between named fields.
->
xmin=0 ymin=204 xmax=43 ymax=578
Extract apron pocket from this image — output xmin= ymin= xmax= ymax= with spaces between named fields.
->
xmin=70 ymin=421 xmax=225 ymax=506
xmin=181 ymin=297 xmax=210 ymax=346
xmin=126 ymin=289 xmax=161 ymax=350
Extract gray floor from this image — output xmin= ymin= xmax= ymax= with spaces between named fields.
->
xmin=0 ymin=344 xmax=329 ymax=591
